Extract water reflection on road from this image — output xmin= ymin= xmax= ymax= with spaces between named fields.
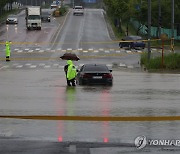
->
xmin=54 ymin=71 xmax=180 ymax=143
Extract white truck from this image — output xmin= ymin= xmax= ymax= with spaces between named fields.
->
xmin=25 ymin=6 xmax=42 ymax=30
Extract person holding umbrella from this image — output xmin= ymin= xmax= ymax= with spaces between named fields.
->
xmin=60 ymin=52 xmax=80 ymax=86
xmin=66 ymin=60 xmax=77 ymax=86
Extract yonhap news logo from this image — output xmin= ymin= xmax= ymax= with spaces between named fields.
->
xmin=135 ymin=136 xmax=180 ymax=149
xmin=134 ymin=135 xmax=147 ymax=149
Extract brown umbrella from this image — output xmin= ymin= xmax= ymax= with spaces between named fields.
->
xmin=60 ymin=52 xmax=80 ymax=61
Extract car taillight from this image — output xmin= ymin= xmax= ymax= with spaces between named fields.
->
xmin=82 ymin=73 xmax=92 ymax=78
xmin=103 ymin=73 xmax=112 ymax=78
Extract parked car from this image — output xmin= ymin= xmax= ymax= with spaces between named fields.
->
xmin=6 ymin=15 xmax=18 ymax=24
xmin=119 ymin=35 xmax=145 ymax=49
xmin=73 ymin=6 xmax=84 ymax=15
xmin=41 ymin=12 xmax=51 ymax=22
xmin=76 ymin=64 xmax=113 ymax=86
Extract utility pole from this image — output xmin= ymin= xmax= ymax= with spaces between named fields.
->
xmin=147 ymin=0 xmax=151 ymax=60
xmin=171 ymin=0 xmax=174 ymax=52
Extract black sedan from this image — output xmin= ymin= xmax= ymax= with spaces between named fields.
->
xmin=119 ymin=35 xmax=145 ymax=49
xmin=76 ymin=64 xmax=113 ymax=86
xmin=41 ymin=12 xmax=51 ymax=22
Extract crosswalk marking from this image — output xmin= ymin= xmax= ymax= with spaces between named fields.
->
xmin=16 ymin=65 xmax=23 ymax=68
xmin=0 ymin=63 xmax=137 ymax=70
xmin=44 ymin=65 xmax=51 ymax=68
xmin=28 ymin=50 xmax=33 ymax=53
xmin=11 ymin=48 xmax=146 ymax=55
xmin=30 ymin=65 xmax=37 ymax=68
xmin=39 ymin=50 xmax=44 ymax=53
xmin=17 ymin=50 xmax=23 ymax=53
xmin=39 ymin=63 xmax=46 ymax=66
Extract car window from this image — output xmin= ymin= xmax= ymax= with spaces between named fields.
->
xmin=83 ymin=65 xmax=108 ymax=71
xmin=75 ymin=6 xmax=83 ymax=9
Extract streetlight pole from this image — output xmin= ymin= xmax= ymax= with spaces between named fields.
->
xmin=147 ymin=0 xmax=151 ymax=60
xmin=171 ymin=0 xmax=174 ymax=53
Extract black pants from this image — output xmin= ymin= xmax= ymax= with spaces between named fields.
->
xmin=67 ymin=78 xmax=76 ymax=86
xmin=6 ymin=56 xmax=10 ymax=61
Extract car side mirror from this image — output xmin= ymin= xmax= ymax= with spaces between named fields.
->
xmin=76 ymin=69 xmax=79 ymax=72
xmin=109 ymin=69 xmax=112 ymax=72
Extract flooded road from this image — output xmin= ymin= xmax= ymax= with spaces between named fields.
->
xmin=0 ymin=69 xmax=180 ymax=144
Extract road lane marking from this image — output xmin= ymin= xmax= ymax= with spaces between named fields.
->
xmin=1 ymin=115 xmax=180 ymax=121
xmin=16 ymin=65 xmax=23 ymax=68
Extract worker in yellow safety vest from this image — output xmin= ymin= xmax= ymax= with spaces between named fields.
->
xmin=5 ymin=41 xmax=11 ymax=61
xmin=66 ymin=60 xmax=77 ymax=86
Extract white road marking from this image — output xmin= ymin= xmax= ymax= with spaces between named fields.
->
xmin=105 ymin=50 xmax=110 ymax=53
xmin=126 ymin=50 xmax=132 ymax=53
xmin=59 ymin=66 xmax=64 ymax=68
xmin=0 ymin=66 xmax=7 ymax=70
xmin=46 ymin=48 xmax=51 ymax=51
xmin=24 ymin=48 xmax=29 ymax=51
xmin=83 ymin=50 xmax=88 ymax=53
xmin=127 ymin=65 xmax=134 ymax=69
xmin=94 ymin=50 xmax=99 ymax=53
xmin=28 ymin=50 xmax=33 ymax=53
xmin=53 ymin=64 xmax=59 ymax=66
xmin=39 ymin=50 xmax=44 ymax=53
xmin=17 ymin=50 xmax=23 ymax=53
xmin=14 ymin=49 xmax=19 ymax=51
xmin=39 ymin=63 xmax=46 ymax=66
xmin=137 ymin=50 xmax=142 ymax=53
xmin=44 ymin=65 xmax=51 ymax=68
xmin=25 ymin=63 xmax=32 ymax=66
xmin=16 ymin=65 xmax=23 ymax=68
xmin=106 ymin=64 xmax=112 ymax=67
xmin=99 ymin=48 xmax=104 ymax=51
xmin=30 ymin=65 xmax=37 ymax=68
xmin=51 ymin=50 xmax=56 ymax=52
xmin=119 ymin=63 xmax=126 ymax=67
xmin=116 ymin=50 xmax=121 ymax=53
xmin=35 ymin=48 xmax=40 ymax=51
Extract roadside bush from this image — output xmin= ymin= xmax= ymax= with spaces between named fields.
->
xmin=59 ymin=6 xmax=67 ymax=16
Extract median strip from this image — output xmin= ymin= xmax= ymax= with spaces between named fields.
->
xmin=0 ymin=115 xmax=180 ymax=121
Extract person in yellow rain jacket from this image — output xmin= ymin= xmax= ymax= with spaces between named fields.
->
xmin=5 ymin=41 xmax=11 ymax=61
xmin=67 ymin=60 xmax=77 ymax=86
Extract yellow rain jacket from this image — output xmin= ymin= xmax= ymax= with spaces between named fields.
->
xmin=67 ymin=60 xmax=77 ymax=80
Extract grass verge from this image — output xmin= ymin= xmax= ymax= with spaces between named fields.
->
xmin=141 ymin=52 xmax=180 ymax=71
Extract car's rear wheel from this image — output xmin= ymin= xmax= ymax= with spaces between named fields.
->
xmin=119 ymin=43 xmax=122 ymax=48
